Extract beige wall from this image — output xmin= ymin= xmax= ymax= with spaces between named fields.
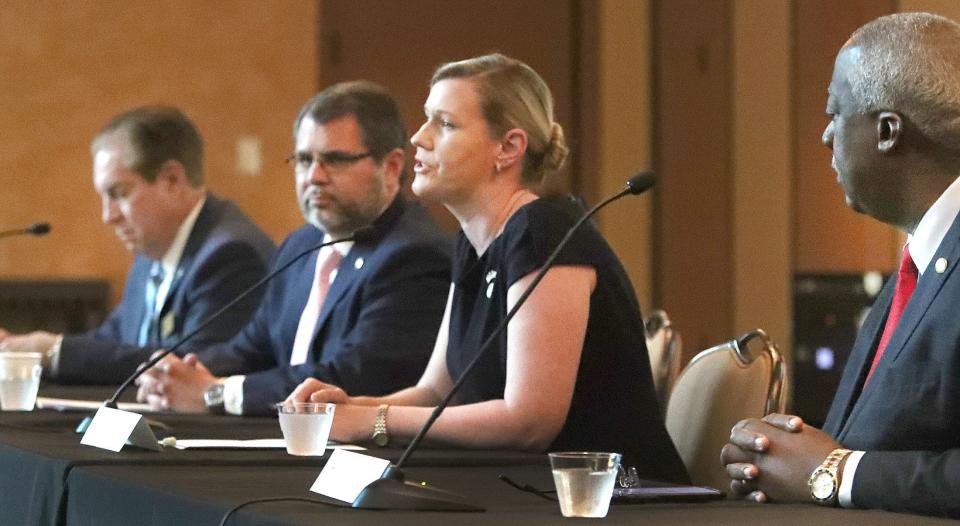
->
xmin=0 ymin=1 xmax=317 ymax=304
xmin=793 ymin=1 xmax=900 ymax=274
xmin=731 ymin=0 xmax=792 ymax=358
xmin=595 ymin=0 xmax=653 ymax=309
xmin=6 ymin=0 xmax=956 ymax=331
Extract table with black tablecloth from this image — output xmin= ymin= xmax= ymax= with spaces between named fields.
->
xmin=2 ymin=386 xmax=956 ymax=526
xmin=62 ymin=462 xmax=960 ymax=526
xmin=0 ymin=384 xmax=303 ymax=525
xmin=0 ymin=385 xmax=543 ymax=526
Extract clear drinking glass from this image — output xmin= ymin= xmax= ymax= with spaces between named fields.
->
xmin=0 ymin=352 xmax=43 ymax=411
xmin=549 ymin=451 xmax=621 ymax=518
xmin=276 ymin=402 xmax=335 ymax=456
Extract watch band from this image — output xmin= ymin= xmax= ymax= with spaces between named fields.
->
xmin=372 ymin=404 xmax=390 ymax=447
xmin=203 ymin=383 xmax=226 ymax=415
xmin=808 ymin=447 xmax=852 ymax=505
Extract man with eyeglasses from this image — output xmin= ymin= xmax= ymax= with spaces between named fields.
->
xmin=0 ymin=106 xmax=276 ymax=384
xmin=135 ymin=81 xmax=452 ymax=416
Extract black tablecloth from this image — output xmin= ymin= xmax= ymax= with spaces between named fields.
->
xmin=63 ymin=463 xmax=960 ymax=526
xmin=3 ymin=386 xmax=958 ymax=525
xmin=0 ymin=385 xmax=544 ymax=525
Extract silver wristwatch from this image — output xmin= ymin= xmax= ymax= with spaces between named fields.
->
xmin=203 ymin=383 xmax=226 ymax=415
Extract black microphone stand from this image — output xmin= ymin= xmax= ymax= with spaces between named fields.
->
xmin=76 ymin=233 xmax=360 ymax=435
xmin=351 ymin=172 xmax=655 ymax=511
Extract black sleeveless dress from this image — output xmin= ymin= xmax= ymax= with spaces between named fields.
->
xmin=446 ymin=196 xmax=689 ymax=484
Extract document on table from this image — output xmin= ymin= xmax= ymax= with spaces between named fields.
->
xmin=165 ymin=438 xmax=365 ymax=451
xmin=36 ymin=397 xmax=153 ymax=413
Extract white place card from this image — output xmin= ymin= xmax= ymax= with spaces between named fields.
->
xmin=310 ymin=449 xmax=390 ymax=502
xmin=80 ymin=406 xmax=161 ymax=452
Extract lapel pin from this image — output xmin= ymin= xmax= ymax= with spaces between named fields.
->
xmin=935 ymin=257 xmax=948 ymax=274
xmin=485 ymin=270 xmax=497 ymax=299
xmin=354 ymin=257 xmax=364 ymax=270
xmin=161 ymin=313 xmax=175 ymax=339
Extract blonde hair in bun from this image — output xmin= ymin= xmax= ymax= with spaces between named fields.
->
xmin=432 ymin=53 xmax=565 ymax=184
xmin=544 ymin=122 xmax=569 ymax=172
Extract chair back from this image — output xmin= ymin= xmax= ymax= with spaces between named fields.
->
xmin=644 ymin=310 xmax=681 ymax=411
xmin=664 ymin=329 xmax=786 ymax=491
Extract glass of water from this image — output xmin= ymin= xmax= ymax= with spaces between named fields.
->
xmin=0 ymin=352 xmax=43 ymax=411
xmin=549 ymin=451 xmax=621 ymax=518
xmin=276 ymin=402 xmax=335 ymax=456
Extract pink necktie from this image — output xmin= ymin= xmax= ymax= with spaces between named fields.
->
xmin=865 ymin=245 xmax=918 ymax=385
xmin=289 ymin=246 xmax=343 ymax=366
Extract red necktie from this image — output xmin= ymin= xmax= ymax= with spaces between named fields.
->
xmin=865 ymin=245 xmax=918 ymax=384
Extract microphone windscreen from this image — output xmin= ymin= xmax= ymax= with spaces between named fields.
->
xmin=626 ymin=171 xmax=656 ymax=195
xmin=28 ymin=222 xmax=51 ymax=235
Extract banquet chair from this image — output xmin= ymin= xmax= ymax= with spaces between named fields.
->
xmin=664 ymin=328 xmax=786 ymax=491
xmin=644 ymin=309 xmax=681 ymax=411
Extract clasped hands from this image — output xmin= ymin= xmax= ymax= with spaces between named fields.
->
xmin=721 ymin=413 xmax=840 ymax=503
xmin=135 ymin=352 xmax=218 ymax=413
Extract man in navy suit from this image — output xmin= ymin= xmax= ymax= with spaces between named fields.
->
xmin=0 ymin=106 xmax=275 ymax=384
xmin=721 ymin=13 xmax=960 ymax=517
xmin=135 ymin=81 xmax=451 ymax=416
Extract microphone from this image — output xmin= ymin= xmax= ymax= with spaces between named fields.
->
xmin=0 ymin=222 xmax=51 ymax=239
xmin=351 ymin=171 xmax=656 ymax=511
xmin=626 ymin=171 xmax=656 ymax=195
xmin=76 ymin=227 xmax=373 ymax=434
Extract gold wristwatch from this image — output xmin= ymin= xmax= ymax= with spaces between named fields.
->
xmin=372 ymin=404 xmax=390 ymax=446
xmin=808 ymin=448 xmax=852 ymax=505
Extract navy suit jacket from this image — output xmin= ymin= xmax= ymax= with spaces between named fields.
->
xmin=823 ymin=212 xmax=960 ymax=518
xmin=197 ymin=196 xmax=452 ymax=416
xmin=54 ymin=194 xmax=276 ymax=385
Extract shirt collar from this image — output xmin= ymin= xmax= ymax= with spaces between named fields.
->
xmin=323 ymin=233 xmax=354 ymax=257
xmin=909 ymin=176 xmax=960 ymax=276
xmin=159 ymin=195 xmax=206 ymax=277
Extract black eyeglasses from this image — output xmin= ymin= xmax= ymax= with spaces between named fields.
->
xmin=286 ymin=150 xmax=374 ymax=173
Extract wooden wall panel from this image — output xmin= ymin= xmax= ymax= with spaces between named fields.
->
xmin=731 ymin=0 xmax=792 ymax=365
xmin=0 ymin=0 xmax=317 ymax=304
xmin=793 ymin=0 xmax=899 ymax=273
xmin=319 ymin=0 xmax=579 ymax=231
xmin=654 ymin=0 xmax=734 ymax=356
xmin=595 ymin=0 xmax=654 ymax=310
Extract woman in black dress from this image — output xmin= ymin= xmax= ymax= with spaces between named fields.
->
xmin=289 ymin=54 xmax=688 ymax=483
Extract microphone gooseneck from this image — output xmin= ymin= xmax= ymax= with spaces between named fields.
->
xmin=351 ymin=172 xmax=655 ymax=511
xmin=0 ymin=222 xmax=52 ymax=239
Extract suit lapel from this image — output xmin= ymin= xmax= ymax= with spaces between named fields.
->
xmin=313 ymin=244 xmax=368 ymax=336
xmin=837 ymin=213 xmax=960 ymax=439
xmin=823 ymin=275 xmax=891 ymax=438
xmin=874 ymin=240 xmax=959 ymax=367
xmin=156 ymin=196 xmax=218 ymax=337
xmin=310 ymin=195 xmax=405 ymax=346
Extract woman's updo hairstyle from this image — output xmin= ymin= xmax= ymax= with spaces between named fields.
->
xmin=431 ymin=53 xmax=568 ymax=184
